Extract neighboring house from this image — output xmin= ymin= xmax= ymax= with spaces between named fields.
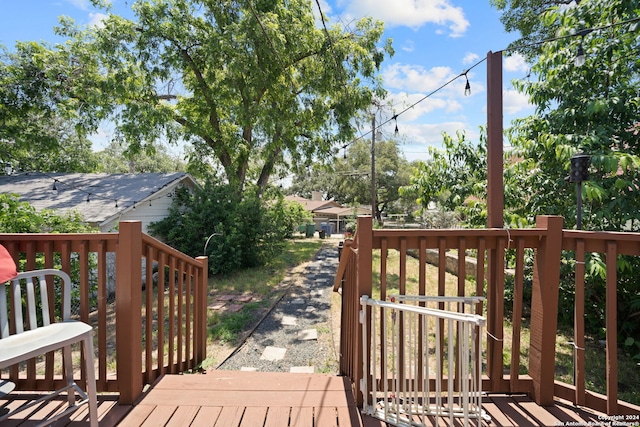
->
xmin=0 ymin=172 xmax=197 ymax=233
xmin=286 ymin=191 xmax=371 ymax=233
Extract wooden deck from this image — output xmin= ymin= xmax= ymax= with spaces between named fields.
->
xmin=1 ymin=371 xmax=609 ymax=426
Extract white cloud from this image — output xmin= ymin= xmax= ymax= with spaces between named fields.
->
xmin=389 ymin=92 xmax=462 ymax=121
xmin=463 ymin=52 xmax=479 ymax=66
xmin=88 ymin=12 xmax=108 ymax=28
xmin=383 ymin=63 xmax=482 ymax=99
xmin=504 ymin=53 xmax=529 ymax=73
xmin=401 ymin=40 xmax=415 ymax=53
xmin=383 ymin=63 xmax=457 ymax=92
xmin=503 ymin=87 xmax=532 ymax=115
xmin=342 ymin=0 xmax=469 ymax=37
xmin=65 ymin=0 xmax=91 ymax=11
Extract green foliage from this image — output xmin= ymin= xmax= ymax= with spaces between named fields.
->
xmin=504 ymin=1 xmax=640 ymax=343
xmin=0 ymin=193 xmax=94 ymax=233
xmin=94 ymin=140 xmax=187 ymax=173
xmin=0 ymin=40 xmax=105 ymax=172
xmin=0 ymin=194 xmax=98 ymax=316
xmin=290 ymin=137 xmax=412 ymax=221
xmin=148 ymin=182 xmax=300 ymax=275
xmin=401 ymin=130 xmax=501 ymax=227
xmin=2 ymin=0 xmax=393 ymax=195
xmin=262 ymin=195 xmax=312 ymax=239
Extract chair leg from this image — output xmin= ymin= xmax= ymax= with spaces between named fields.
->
xmin=63 ymin=345 xmax=75 ymax=407
xmin=82 ymin=334 xmax=99 ymax=427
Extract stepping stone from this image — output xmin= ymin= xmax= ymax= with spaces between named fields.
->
xmin=240 ymin=367 xmax=257 ymax=372
xmin=226 ymin=304 xmax=243 ymax=313
xmin=290 ymin=366 xmax=315 ymax=374
xmin=216 ymin=295 xmax=235 ymax=301
xmin=281 ymin=315 xmax=297 ymax=326
xmin=234 ymin=295 xmax=252 ymax=303
xmin=310 ymin=290 xmax=324 ymax=297
xmin=291 ymin=298 xmax=306 ymax=305
xmin=305 ymin=306 xmax=316 ymax=313
xmin=260 ymin=346 xmax=286 ymax=361
xmin=298 ymin=329 xmax=318 ymax=341
xmin=207 ymin=302 xmax=225 ymax=310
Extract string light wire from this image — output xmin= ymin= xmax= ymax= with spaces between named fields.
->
xmin=341 ymin=14 xmax=640 ymax=151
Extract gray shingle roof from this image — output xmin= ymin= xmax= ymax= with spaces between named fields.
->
xmin=0 ymin=172 xmax=193 ymax=224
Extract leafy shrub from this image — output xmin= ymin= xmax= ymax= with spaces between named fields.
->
xmin=0 ymin=193 xmax=94 ymax=233
xmin=148 ymin=182 xmax=299 ymax=275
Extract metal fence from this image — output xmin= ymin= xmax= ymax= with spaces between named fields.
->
xmin=360 ymin=295 xmax=490 ymax=427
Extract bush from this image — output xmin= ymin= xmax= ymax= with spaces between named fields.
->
xmin=148 ymin=182 xmax=299 ymax=275
xmin=0 ymin=193 xmax=94 ymax=233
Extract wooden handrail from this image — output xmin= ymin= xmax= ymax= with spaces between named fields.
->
xmin=0 ymin=221 xmax=208 ymax=405
xmin=337 ymin=215 xmax=640 ymax=416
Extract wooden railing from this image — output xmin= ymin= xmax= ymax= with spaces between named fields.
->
xmin=0 ymin=221 xmax=208 ymax=405
xmin=334 ymin=215 xmax=640 ymax=416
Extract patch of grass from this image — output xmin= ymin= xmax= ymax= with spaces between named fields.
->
xmin=210 ymin=301 xmax=268 ymax=343
xmin=206 ymin=238 xmax=324 ymax=348
xmin=209 ymin=239 xmax=323 ymax=296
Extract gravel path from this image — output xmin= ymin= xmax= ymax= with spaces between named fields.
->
xmin=216 ymin=241 xmax=341 ymax=374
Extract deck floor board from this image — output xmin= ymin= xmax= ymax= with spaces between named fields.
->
xmin=1 ymin=371 xmax=613 ymax=426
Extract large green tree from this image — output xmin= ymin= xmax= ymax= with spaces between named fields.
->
xmin=2 ymin=0 xmax=392 ymax=194
xmin=507 ymin=0 xmax=640 ymax=231
xmin=94 ymin=140 xmax=187 ymax=173
xmin=0 ymin=42 xmax=100 ymax=173
xmin=289 ymin=137 xmax=411 ymax=221
xmin=490 ymin=0 xmax=575 ymax=60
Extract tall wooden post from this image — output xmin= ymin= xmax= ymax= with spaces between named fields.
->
xmin=355 ymin=216 xmax=373 ymax=406
xmin=116 ymin=221 xmax=143 ymax=405
xmin=486 ymin=50 xmax=506 ymax=391
xmin=529 ymin=215 xmax=563 ymax=405
xmin=487 ymin=51 xmax=503 ymax=226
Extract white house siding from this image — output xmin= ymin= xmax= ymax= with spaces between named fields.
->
xmin=100 ymin=187 xmax=179 ymax=233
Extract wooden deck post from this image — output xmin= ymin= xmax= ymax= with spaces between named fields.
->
xmin=116 ymin=221 xmax=143 ymax=405
xmin=486 ymin=49 xmax=506 ymax=393
xmin=195 ymin=256 xmax=208 ymax=364
xmin=355 ymin=216 xmax=373 ymax=407
xmin=529 ymin=215 xmax=563 ymax=406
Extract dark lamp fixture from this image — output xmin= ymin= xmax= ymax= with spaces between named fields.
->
xmin=575 ymin=43 xmax=585 ymax=67
xmin=569 ymin=153 xmax=590 ymax=183
xmin=392 ymin=114 xmax=399 ymax=136
xmin=464 ymin=74 xmax=471 ymax=96
xmin=574 ymin=29 xmax=592 ymax=67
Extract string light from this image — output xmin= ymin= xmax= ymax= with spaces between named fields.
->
xmin=341 ymin=15 xmax=640 ymax=153
xmin=574 ymin=44 xmax=585 ymax=67
xmin=574 ymin=29 xmax=592 ymax=67
xmin=34 ymin=172 xmax=180 ymax=209
xmin=463 ymin=72 xmax=471 ymax=96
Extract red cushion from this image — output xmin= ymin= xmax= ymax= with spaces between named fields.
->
xmin=0 ymin=244 xmax=18 ymax=283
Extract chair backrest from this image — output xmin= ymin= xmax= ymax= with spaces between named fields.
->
xmin=0 ymin=269 xmax=72 ymax=339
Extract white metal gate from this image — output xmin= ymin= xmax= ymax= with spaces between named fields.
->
xmin=360 ymin=295 xmax=491 ymax=427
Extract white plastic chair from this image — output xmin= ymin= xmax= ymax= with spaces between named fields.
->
xmin=0 ymin=269 xmax=98 ymax=426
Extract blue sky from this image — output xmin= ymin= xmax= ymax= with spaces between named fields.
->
xmin=0 ymin=0 xmax=534 ymax=163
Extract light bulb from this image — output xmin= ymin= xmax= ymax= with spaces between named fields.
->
xmin=575 ymin=44 xmax=585 ymax=67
